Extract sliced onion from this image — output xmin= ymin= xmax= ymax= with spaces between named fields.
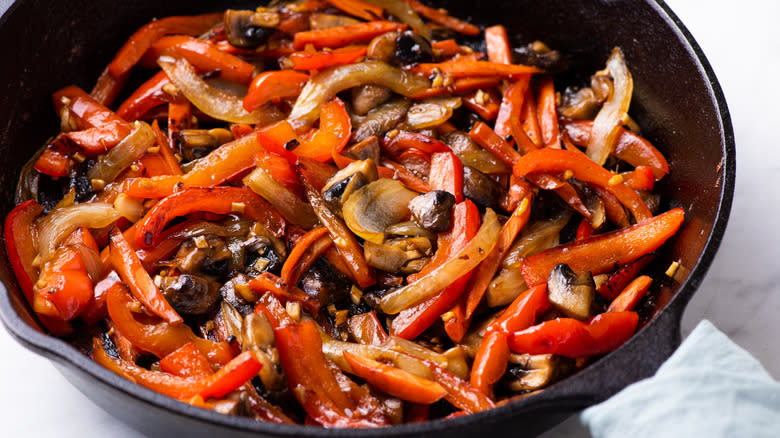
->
xmin=71 ymin=243 xmax=105 ymax=282
xmin=289 ymin=61 xmax=430 ymax=128
xmin=363 ymin=0 xmax=429 ymax=39
xmin=379 ymin=209 xmax=501 ymax=314
xmin=88 ymin=121 xmax=155 ymax=184
xmin=322 ymin=338 xmax=434 ymax=379
xmin=113 ymin=193 xmax=145 ymax=223
xmin=486 ymin=267 xmax=528 ymax=308
xmin=501 ymin=213 xmax=570 ymax=269
xmin=38 ymin=203 xmax=121 ymax=263
xmin=405 ymin=96 xmax=461 ymax=130
xmin=243 ymin=167 xmax=319 ymax=229
xmin=586 ymin=47 xmax=633 ymax=165
xmin=343 ymin=178 xmax=418 ymax=244
xmin=158 ymin=54 xmax=283 ymax=125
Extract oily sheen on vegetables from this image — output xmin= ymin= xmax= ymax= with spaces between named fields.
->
xmin=6 ymin=0 xmax=680 ymax=428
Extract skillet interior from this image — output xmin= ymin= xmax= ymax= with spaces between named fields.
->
xmin=0 ymin=0 xmax=734 ymax=436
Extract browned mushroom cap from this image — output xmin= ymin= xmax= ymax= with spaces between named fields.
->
xmin=547 ymin=263 xmax=596 ymax=320
xmin=408 ymin=190 xmax=455 ymax=233
xmin=160 ymin=274 xmax=221 ymax=315
xmin=462 ymin=166 xmax=505 ymax=209
xmin=224 ymin=9 xmax=279 ymax=49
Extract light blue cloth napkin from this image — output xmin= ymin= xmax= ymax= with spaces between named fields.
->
xmin=581 ymin=320 xmax=780 ymax=438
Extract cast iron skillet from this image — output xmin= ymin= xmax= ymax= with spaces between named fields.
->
xmin=0 ymin=0 xmax=734 ymax=436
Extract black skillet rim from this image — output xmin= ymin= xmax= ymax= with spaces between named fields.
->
xmin=0 ymin=0 xmax=735 ymax=435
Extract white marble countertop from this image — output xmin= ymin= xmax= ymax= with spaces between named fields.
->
xmin=1 ymin=0 xmax=777 ymax=435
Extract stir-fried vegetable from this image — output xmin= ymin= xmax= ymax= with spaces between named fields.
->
xmin=5 ymin=1 xmax=685 ymax=428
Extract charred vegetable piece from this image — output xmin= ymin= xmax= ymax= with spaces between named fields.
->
xmin=408 ymin=190 xmax=455 ymax=233
xmin=546 ymin=264 xmax=595 ymax=320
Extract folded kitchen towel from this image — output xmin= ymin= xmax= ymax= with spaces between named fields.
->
xmin=581 ymin=319 xmax=780 ymax=438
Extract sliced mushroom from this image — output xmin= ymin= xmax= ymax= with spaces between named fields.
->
xmin=343 ymin=135 xmax=381 ymax=163
xmin=219 ymin=273 xmax=255 ymax=315
xmin=462 ymin=166 xmax=505 ymax=209
xmin=394 ymin=30 xmax=434 ymax=65
xmin=366 ymin=30 xmax=433 ymax=66
xmin=385 ymin=221 xmax=435 ymax=239
xmin=364 ymin=236 xmax=431 ymax=274
xmin=224 ymin=9 xmax=278 ymax=49
xmin=352 ymin=99 xmax=410 ymax=143
xmin=570 ymin=179 xmax=606 ymax=229
xmin=242 ymin=312 xmax=285 ymax=391
xmin=512 ymin=41 xmax=567 ymax=74
xmin=351 ymin=84 xmax=393 ymax=116
xmin=160 ymin=274 xmax=221 ymax=315
xmin=321 ymin=159 xmax=379 ymax=212
xmin=547 ymin=263 xmax=595 ymax=320
xmin=342 ymin=178 xmax=418 ymax=243
xmin=408 ymin=190 xmax=455 ymax=233
xmin=507 ymin=354 xmax=575 ymax=392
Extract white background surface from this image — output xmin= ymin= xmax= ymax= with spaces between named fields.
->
xmin=1 ymin=0 xmax=778 ymax=436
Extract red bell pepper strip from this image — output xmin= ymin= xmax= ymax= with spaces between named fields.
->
xmin=576 ymin=217 xmax=595 ymax=241
xmin=299 ymin=168 xmax=376 ymax=288
xmin=391 ymin=201 xmax=480 ymax=339
xmin=521 ymin=207 xmax=684 ymax=287
xmin=405 ymin=403 xmax=430 ymax=423
xmin=590 ymin=184 xmax=630 ymax=228
xmin=290 ymin=45 xmax=367 ymax=71
xmin=150 ymin=119 xmax=184 ymax=175
xmin=537 ymin=77 xmax=560 ymax=148
xmin=53 ymin=86 xmax=132 ymax=154
xmin=93 ymin=338 xmax=260 ymax=401
xmin=494 ymin=77 xmax=530 ymax=138
xmin=254 ymin=292 xmax=295 ymax=329
xmin=106 ymin=283 xmax=233 ymax=365
xmin=469 ymin=330 xmax=509 ymax=398
xmin=509 ymin=311 xmax=639 ymax=358
xmin=122 ymin=175 xmax=182 ymax=199
xmin=463 ymin=194 xmax=532 ymax=318
xmin=281 ymin=227 xmax=330 ymax=284
xmin=426 ymin=360 xmax=496 ymax=413
xmin=343 ymin=351 xmax=447 ymax=404
xmin=564 ymin=121 xmax=669 ymax=180
xmin=135 ymin=187 xmax=286 ymax=248
xmin=621 ymin=165 xmax=655 ymax=191
xmin=4 ymin=201 xmax=73 ymax=335
xmin=34 ymin=141 xmax=73 ymax=178
xmin=429 ymin=152 xmax=464 ymax=203
xmin=289 ymin=98 xmax=352 ymax=162
xmin=463 ymin=88 xmax=501 ymax=121
xmin=501 ymin=176 xmax=532 ymax=212
xmin=249 ymin=271 xmax=322 ymax=315
xmin=324 ymin=0 xmax=384 ymax=21
xmin=382 ymin=130 xmax=451 ymax=160
xmin=243 ymin=70 xmax=309 ymax=112
xmin=167 ymin=95 xmax=192 ymax=153
xmin=35 ymin=228 xmax=99 ymax=322
xmin=485 ymin=25 xmax=512 ymax=64
xmin=598 ymin=254 xmax=655 ymax=300
xmin=296 ymin=157 xmax=339 ymax=191
xmin=608 ymin=275 xmax=652 ymax=313
xmin=109 ymin=227 xmax=182 ymax=324
xmin=520 ymin=86 xmax=542 ymax=147
xmin=411 ymin=61 xmax=541 ymax=79
xmin=108 ymin=13 xmax=223 ymax=78
xmin=255 ymin=120 xmax=299 ymax=164
xmin=293 ymin=21 xmax=407 ymax=50
xmin=469 ymin=121 xmax=521 ymax=167
xmin=159 ymin=342 xmax=214 ymax=378
xmin=275 ymin=320 xmax=388 ymax=427
xmin=182 ymin=134 xmax=265 ymax=188
xmin=431 ymin=39 xmax=463 ymax=58
xmin=405 ymin=0 xmax=480 ymax=36
xmin=379 ymin=159 xmax=431 ymax=193
xmin=90 ymin=65 xmax=128 ymax=107
xmin=487 ymin=284 xmax=550 ymax=335
xmin=410 ymin=77 xmax=501 ymax=99
xmin=116 ymin=71 xmax=171 ymax=121
xmin=141 ymin=35 xmax=255 ymax=84
xmin=513 ymin=148 xmax=652 ymax=222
